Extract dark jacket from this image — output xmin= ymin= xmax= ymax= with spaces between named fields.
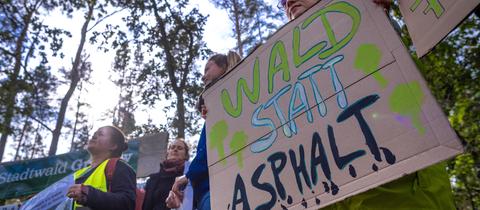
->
xmin=142 ymin=163 xmax=184 ymax=210
xmin=186 ymin=124 xmax=209 ymax=203
xmin=76 ymin=160 xmax=137 ymax=210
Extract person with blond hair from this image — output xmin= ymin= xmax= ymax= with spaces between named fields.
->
xmin=143 ymin=138 xmax=190 ymax=210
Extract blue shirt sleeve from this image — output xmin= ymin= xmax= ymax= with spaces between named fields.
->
xmin=186 ymin=124 xmax=209 ymax=183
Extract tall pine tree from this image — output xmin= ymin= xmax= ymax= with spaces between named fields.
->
xmin=48 ymin=0 xmax=126 ymax=155
xmin=110 ymin=43 xmax=142 ymax=136
xmin=117 ymin=0 xmax=210 ymax=138
xmin=209 ymin=0 xmax=284 ymax=57
xmin=0 ymin=0 xmax=68 ymax=161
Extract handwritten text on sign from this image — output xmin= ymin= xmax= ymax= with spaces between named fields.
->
xmin=399 ymin=0 xmax=480 ymax=57
xmin=203 ymin=0 xmax=462 ymax=209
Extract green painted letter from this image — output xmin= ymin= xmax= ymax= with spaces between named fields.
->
xmin=268 ymin=41 xmax=291 ymax=94
xmin=292 ymin=26 xmax=327 ymax=68
xmin=302 ymin=1 xmax=361 ymax=59
xmin=221 ymin=57 xmax=261 ymax=118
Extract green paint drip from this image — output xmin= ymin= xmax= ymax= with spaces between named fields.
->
xmin=389 ymin=82 xmax=426 ymax=134
xmin=354 ymin=43 xmax=388 ymax=88
xmin=229 ymin=131 xmax=248 ymax=169
xmin=209 ymin=120 xmax=229 ymax=165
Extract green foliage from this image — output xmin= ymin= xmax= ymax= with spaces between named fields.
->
xmin=417 ymin=18 xmax=480 ymax=210
xmin=110 ymin=43 xmax=141 ymax=136
xmin=115 ymin=0 xmax=210 ymax=138
xmin=390 ymin=4 xmax=480 ymax=208
xmin=131 ymin=118 xmax=166 ymax=138
xmin=67 ymin=81 xmax=92 ymax=152
xmin=0 ymin=0 xmax=70 ymax=160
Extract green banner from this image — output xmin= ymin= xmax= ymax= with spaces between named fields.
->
xmin=0 ymin=140 xmax=139 ymax=200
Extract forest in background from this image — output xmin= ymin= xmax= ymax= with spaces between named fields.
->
xmin=0 ymin=0 xmax=478 ymax=208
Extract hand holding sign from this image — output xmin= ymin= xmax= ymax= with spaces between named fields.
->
xmin=66 ymin=184 xmax=87 ymax=204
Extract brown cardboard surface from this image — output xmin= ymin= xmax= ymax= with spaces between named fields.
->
xmin=136 ymin=132 xmax=169 ymax=177
xmin=204 ymin=0 xmax=396 ymax=165
xmin=203 ymin=0 xmax=463 ymax=209
xmin=399 ymin=0 xmax=480 ymax=57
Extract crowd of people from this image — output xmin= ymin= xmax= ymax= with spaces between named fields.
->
xmin=65 ymin=0 xmax=458 ymax=209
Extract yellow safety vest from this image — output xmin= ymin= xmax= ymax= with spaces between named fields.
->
xmin=73 ymin=159 xmax=110 ymax=209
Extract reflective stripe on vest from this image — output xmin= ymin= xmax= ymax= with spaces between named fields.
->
xmin=72 ymin=159 xmax=110 ymax=209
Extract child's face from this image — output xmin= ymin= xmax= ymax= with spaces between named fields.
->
xmin=202 ymin=60 xmax=225 ymax=85
xmin=284 ymin=0 xmax=318 ymax=20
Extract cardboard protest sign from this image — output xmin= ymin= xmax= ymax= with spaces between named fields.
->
xmin=202 ymin=0 xmax=463 ymax=209
xmin=399 ymin=0 xmax=480 ymax=57
xmin=136 ymin=132 xmax=169 ymax=177
xmin=20 ymin=174 xmax=74 ymax=210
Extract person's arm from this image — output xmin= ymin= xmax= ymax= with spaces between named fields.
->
xmin=83 ymin=161 xmax=137 ymax=210
xmin=185 ymin=125 xmax=209 ymax=183
xmin=172 ymin=125 xmax=208 ymax=196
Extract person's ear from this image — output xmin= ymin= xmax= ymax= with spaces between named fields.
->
xmin=108 ymin=142 xmax=118 ymax=155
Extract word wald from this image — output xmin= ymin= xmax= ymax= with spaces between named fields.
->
xmin=219 ymin=1 xmax=361 ymax=152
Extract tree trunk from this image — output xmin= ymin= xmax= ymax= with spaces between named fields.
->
xmin=175 ymin=91 xmax=186 ymax=138
xmin=232 ymin=0 xmax=243 ymax=57
xmin=0 ymin=9 xmax=35 ymax=162
xmin=14 ymin=120 xmax=29 ymax=161
xmin=30 ymin=124 xmax=41 ymax=159
xmin=150 ymin=0 xmax=190 ymax=138
xmin=49 ymin=2 xmax=94 ymax=156
xmin=70 ymin=84 xmax=83 ymax=151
